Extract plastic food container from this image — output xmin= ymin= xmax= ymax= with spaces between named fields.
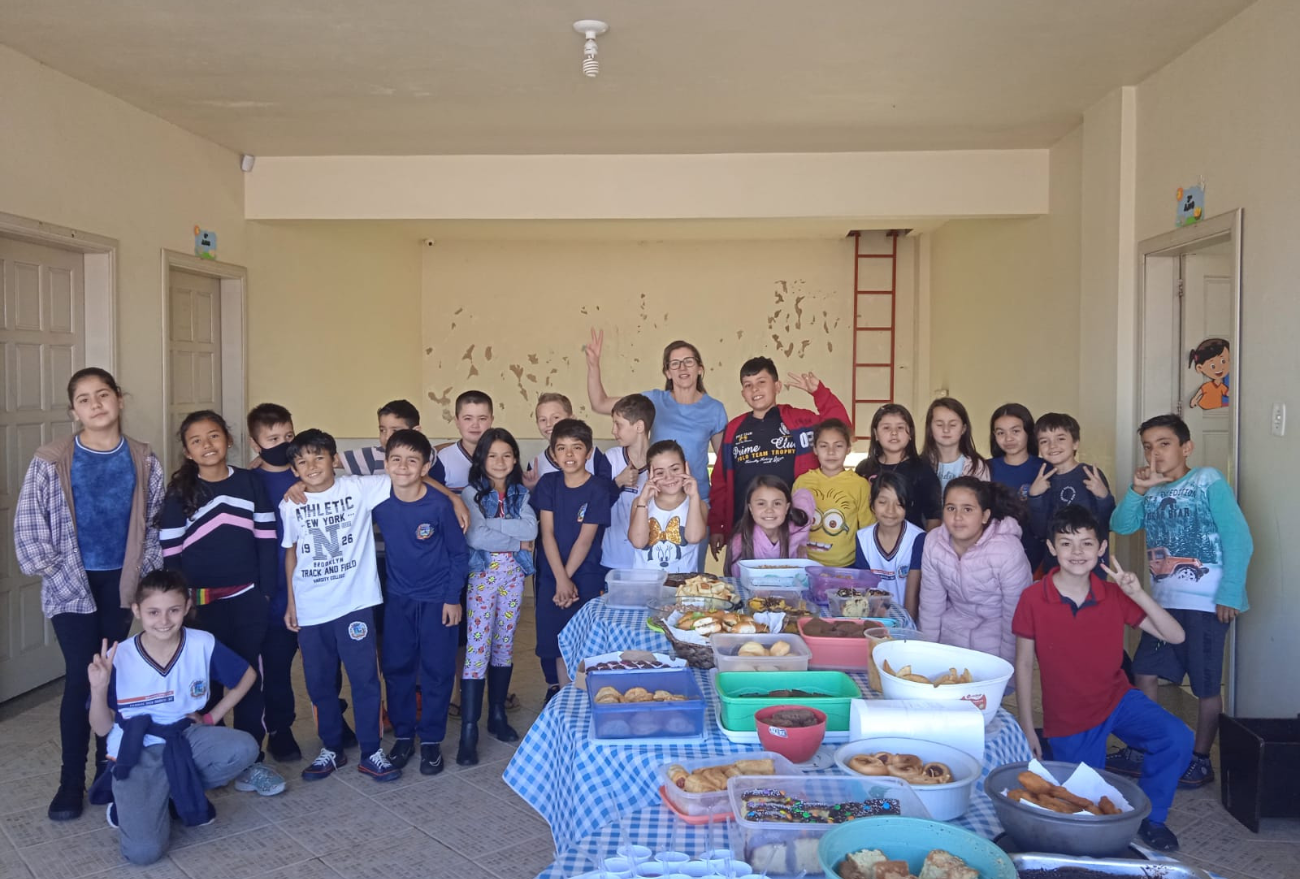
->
xmin=727 ymin=774 xmax=930 ymax=877
xmin=805 ymin=566 xmax=882 ymax=604
xmin=605 ymin=569 xmax=672 ymax=609
xmin=656 ymin=751 xmax=799 ymax=818
xmin=833 ymin=737 xmax=984 ymax=821
xmin=587 ymin=668 xmax=706 ymax=740
xmin=818 ymin=817 xmax=1017 ymax=879
xmin=826 ymin=589 xmax=893 ymax=619
xmin=714 ymin=670 xmax=860 ymax=732
xmin=711 ymin=634 xmax=812 ymax=673
xmin=736 ymin=559 xmax=818 ymax=591
xmin=985 ymin=761 xmax=1152 ymax=857
xmin=796 ymin=617 xmax=892 ymax=672
xmin=863 ymin=627 xmax=937 ymax=692
xmin=871 ymin=640 xmax=1014 ymax=724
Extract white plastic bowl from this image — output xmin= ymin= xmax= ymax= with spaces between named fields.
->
xmin=871 ymin=640 xmax=1013 ymax=724
xmin=833 ymin=737 xmax=983 ymax=821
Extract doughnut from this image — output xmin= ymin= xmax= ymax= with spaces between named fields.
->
xmin=1017 ymin=770 xmax=1054 ymax=795
xmin=885 ymin=753 xmax=924 ymax=782
xmin=847 ymin=753 xmax=890 ymax=776
xmin=919 ymin=762 xmax=953 ymax=785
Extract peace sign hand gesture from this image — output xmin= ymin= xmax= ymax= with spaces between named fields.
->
xmin=682 ymin=461 xmax=700 ymax=499
xmin=1101 ymin=558 xmax=1141 ymax=598
xmin=88 ymin=639 xmax=117 ymax=691
xmin=1029 ymin=463 xmax=1057 ymax=498
xmin=1082 ymin=465 xmax=1110 ymax=499
xmin=585 ymin=328 xmax=604 ymax=370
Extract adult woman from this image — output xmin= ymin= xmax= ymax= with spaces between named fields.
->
xmin=14 ymin=368 xmax=164 ymax=821
xmin=585 ymin=329 xmax=728 ymax=504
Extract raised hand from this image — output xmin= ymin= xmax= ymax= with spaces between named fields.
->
xmin=1132 ymin=465 xmax=1172 ymax=494
xmin=585 ymin=328 xmax=604 ymax=370
xmin=615 ymin=464 xmax=640 ymax=490
xmin=784 ymin=372 xmax=820 ymax=395
xmin=1028 ymin=463 xmax=1057 ymax=498
xmin=87 ymin=639 xmax=117 ymax=690
xmin=1101 ymin=557 xmax=1141 ymax=597
xmin=709 ymin=533 xmax=727 ymax=560
xmin=1082 ymin=464 xmax=1110 ymax=499
xmin=637 ymin=476 xmax=660 ymax=504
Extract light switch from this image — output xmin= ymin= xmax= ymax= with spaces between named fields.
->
xmin=1272 ymin=403 xmax=1287 ymax=437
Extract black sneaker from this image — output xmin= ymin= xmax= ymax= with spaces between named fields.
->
xmin=1105 ymin=746 xmax=1145 ymax=778
xmin=420 ymin=743 xmax=444 ymax=776
xmin=1178 ymin=754 xmax=1214 ymax=789
xmin=389 ymin=738 xmax=415 ymax=769
xmin=302 ymin=748 xmax=347 ymax=781
xmin=48 ymin=782 xmax=85 ymax=821
xmin=358 ymin=749 xmax=402 ymax=783
xmin=1139 ymin=819 xmax=1179 ymax=851
xmin=268 ymin=728 xmax=302 ymax=762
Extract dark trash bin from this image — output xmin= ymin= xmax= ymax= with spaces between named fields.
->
xmin=1220 ymin=714 xmax=1300 ymax=833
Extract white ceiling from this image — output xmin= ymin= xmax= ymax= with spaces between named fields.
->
xmin=1 ymin=0 xmax=1252 ymax=157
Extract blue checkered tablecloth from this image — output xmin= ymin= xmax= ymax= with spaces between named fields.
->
xmin=559 ymin=594 xmax=918 ymax=674
xmin=505 ymin=665 xmax=1031 ymax=859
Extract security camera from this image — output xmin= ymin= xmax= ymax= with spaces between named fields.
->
xmin=424 ymin=238 xmax=436 ymax=247
xmin=240 ymin=154 xmax=256 ymax=172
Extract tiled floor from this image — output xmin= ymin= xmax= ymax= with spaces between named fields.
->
xmin=2 ymin=606 xmax=1297 ymax=879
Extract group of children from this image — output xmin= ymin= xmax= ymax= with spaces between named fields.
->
xmin=15 ymin=343 xmax=1253 ymax=863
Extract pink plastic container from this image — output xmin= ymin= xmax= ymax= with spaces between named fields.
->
xmin=796 ymin=617 xmax=877 ymax=671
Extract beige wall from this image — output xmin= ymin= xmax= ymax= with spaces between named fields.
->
xmin=1133 ymin=0 xmax=1300 ymax=715
xmin=0 ymin=46 xmax=247 ymax=452
xmin=245 ymin=222 xmax=423 ymax=438
xmin=421 ymin=237 xmax=898 ymax=443
xmin=925 ymin=128 xmax=1083 ymax=453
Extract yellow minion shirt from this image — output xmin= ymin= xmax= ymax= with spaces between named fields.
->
xmin=793 ymin=469 xmax=874 ymax=567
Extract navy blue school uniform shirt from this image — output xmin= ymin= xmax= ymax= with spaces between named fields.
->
xmin=1027 ymin=464 xmax=1116 ymax=577
xmin=252 ymin=467 xmax=300 ymax=625
xmin=530 ymin=471 xmax=614 ymax=591
xmin=990 ymin=455 xmax=1048 ymax=570
xmin=372 ymin=487 xmax=468 ymax=604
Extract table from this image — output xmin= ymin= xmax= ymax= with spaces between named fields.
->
xmin=559 ymin=595 xmax=917 ymax=675
xmin=504 ymin=666 xmax=1031 ymax=856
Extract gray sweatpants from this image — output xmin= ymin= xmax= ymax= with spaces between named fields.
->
xmin=111 ymin=724 xmax=258 ymax=865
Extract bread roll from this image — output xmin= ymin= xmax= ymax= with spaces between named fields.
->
xmin=738 ymin=641 xmax=768 ymax=657
xmin=769 ymin=640 xmax=792 ymax=656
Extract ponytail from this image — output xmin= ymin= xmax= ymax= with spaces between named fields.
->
xmin=943 ymin=476 xmax=1027 ymax=528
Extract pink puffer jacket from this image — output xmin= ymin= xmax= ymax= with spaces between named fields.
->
xmin=918 ymin=517 xmax=1033 ymax=665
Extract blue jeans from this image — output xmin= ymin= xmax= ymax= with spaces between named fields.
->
xmin=1048 ymin=689 xmax=1192 ymax=823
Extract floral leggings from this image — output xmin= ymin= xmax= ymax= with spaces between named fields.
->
xmin=464 ymin=553 xmax=525 ymax=679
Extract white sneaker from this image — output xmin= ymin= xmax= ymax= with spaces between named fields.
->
xmin=234 ymin=762 xmax=286 ymax=796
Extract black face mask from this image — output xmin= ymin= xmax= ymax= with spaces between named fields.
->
xmin=260 ymin=441 xmax=291 ymax=468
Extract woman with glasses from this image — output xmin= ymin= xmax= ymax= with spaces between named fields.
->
xmin=585 ymin=330 xmax=728 ymax=505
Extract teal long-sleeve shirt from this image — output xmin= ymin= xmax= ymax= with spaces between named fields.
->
xmin=1111 ymin=467 xmax=1253 ymax=612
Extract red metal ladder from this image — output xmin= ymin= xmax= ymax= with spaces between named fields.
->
xmin=850 ymin=231 xmax=899 ymax=439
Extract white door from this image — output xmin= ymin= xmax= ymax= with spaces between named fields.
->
xmin=0 ymin=236 xmax=85 ymax=700
xmin=167 ymin=270 xmax=222 ymax=467
xmin=1180 ymin=253 xmax=1234 ymax=481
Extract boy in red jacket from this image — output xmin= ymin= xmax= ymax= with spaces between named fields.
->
xmin=707 ymin=357 xmax=849 ymax=559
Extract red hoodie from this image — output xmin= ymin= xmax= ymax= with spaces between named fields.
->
xmin=707 ymin=383 xmax=851 ymax=537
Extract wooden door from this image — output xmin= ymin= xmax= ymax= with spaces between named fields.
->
xmin=0 ymin=236 xmax=84 ymax=700
xmin=167 ymin=270 xmax=223 ymax=466
xmin=1180 ymin=252 xmax=1234 ymax=483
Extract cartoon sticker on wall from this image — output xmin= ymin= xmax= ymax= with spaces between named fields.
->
xmin=1188 ymin=337 xmax=1230 ymax=411
xmin=194 ymin=226 xmax=217 ymax=260
xmin=1175 ymin=184 xmax=1204 ymax=227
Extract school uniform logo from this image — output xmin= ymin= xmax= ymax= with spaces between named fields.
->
xmin=189 ymin=679 xmax=208 ymax=699
xmin=348 ymin=621 xmax=369 ymax=641
xmin=416 ymin=523 xmax=434 ymax=540
xmin=577 ymin=503 xmax=588 ymax=523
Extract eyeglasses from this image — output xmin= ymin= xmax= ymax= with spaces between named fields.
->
xmin=667 ymin=358 xmax=699 ymax=370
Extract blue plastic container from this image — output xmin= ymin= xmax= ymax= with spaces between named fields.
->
xmin=818 ymin=816 xmax=1017 ymax=879
xmin=587 ymin=668 xmax=706 ymax=741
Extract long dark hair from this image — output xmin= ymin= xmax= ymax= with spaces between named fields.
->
xmin=661 ymin=340 xmax=707 ymax=393
xmin=166 ymin=410 xmax=231 ymax=519
xmin=732 ymin=475 xmax=809 ymax=561
xmin=467 ymin=427 xmax=525 ymax=515
xmin=855 ymin=403 xmax=920 ymax=480
xmin=988 ymin=403 xmax=1035 ymax=459
xmin=66 ymin=367 xmax=123 ymax=408
xmin=942 ymin=475 xmax=1026 ymax=528
xmin=922 ymin=397 xmax=986 ymax=472
xmin=869 ymin=470 xmax=911 ymax=511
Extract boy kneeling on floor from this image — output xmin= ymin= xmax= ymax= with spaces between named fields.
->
xmin=1013 ymin=506 xmax=1192 ymax=852
xmin=88 ymin=570 xmax=268 ymax=866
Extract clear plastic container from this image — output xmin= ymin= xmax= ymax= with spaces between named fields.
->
xmin=863 ymin=626 xmax=938 ymax=692
xmin=826 ymin=589 xmax=893 ymax=619
xmin=736 ymin=559 xmax=818 ymax=591
xmin=711 ymin=634 xmax=812 ymax=672
xmin=656 ymin=751 xmax=799 ymax=817
xmin=805 ymin=566 xmax=882 ymax=604
xmin=605 ymin=569 xmax=671 ymax=609
xmin=726 ymin=774 xmax=930 ymax=876
xmin=587 ymin=668 xmax=707 ymax=740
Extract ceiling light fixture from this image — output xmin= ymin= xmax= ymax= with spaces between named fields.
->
xmin=573 ymin=20 xmax=609 ymax=78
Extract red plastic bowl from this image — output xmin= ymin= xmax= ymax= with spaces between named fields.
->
xmin=754 ymin=704 xmax=827 ymax=763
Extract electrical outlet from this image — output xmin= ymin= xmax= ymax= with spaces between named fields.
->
xmin=1272 ymin=403 xmax=1287 ymax=437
